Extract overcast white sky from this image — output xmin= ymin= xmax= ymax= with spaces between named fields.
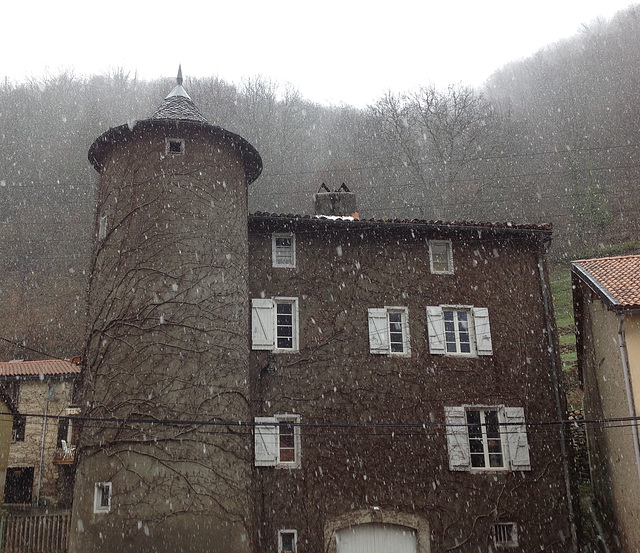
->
xmin=3 ymin=0 xmax=637 ymax=107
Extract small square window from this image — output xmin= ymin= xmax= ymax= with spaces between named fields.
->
xmin=429 ymin=240 xmax=453 ymax=274
xmin=279 ymin=529 xmax=297 ymax=553
xmin=94 ymin=482 xmax=112 ymax=513
xmin=493 ymin=522 xmax=518 ymax=547
xmin=166 ymin=138 xmax=185 ymax=155
xmin=272 ymin=233 xmax=296 ymax=268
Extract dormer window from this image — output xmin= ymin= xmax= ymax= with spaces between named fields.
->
xmin=166 ymin=138 xmax=185 ymax=155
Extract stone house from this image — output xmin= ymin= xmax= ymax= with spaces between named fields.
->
xmin=249 ymin=198 xmax=576 ymax=553
xmin=70 ymin=71 xmax=576 ymax=553
xmin=572 ymin=254 xmax=640 ymax=552
xmin=0 ymin=358 xmax=81 ymax=509
xmin=0 ymin=385 xmax=18 ymax=502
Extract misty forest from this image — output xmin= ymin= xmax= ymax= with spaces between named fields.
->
xmin=1 ymin=7 xmax=639 ymax=361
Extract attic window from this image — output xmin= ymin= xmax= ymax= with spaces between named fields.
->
xmin=166 ymin=138 xmax=185 ymax=155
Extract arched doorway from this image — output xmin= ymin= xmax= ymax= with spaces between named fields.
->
xmin=336 ymin=523 xmax=417 ymax=553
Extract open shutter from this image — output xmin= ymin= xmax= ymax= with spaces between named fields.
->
xmin=368 ymin=308 xmax=389 ymax=354
xmin=445 ymin=406 xmax=470 ymax=471
xmin=252 ymin=299 xmax=274 ymax=350
xmin=254 ymin=417 xmax=278 ymax=466
xmin=426 ymin=306 xmax=446 ymax=354
xmin=472 ymin=307 xmax=493 ymax=356
xmin=504 ymin=407 xmax=531 ymax=471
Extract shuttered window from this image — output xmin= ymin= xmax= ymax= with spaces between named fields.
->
xmin=251 ymin=298 xmax=299 ymax=352
xmin=367 ymin=307 xmax=410 ymax=356
xmin=445 ymin=406 xmax=531 ymax=471
xmin=254 ymin=414 xmax=301 ymax=468
xmin=427 ymin=306 xmax=493 ymax=356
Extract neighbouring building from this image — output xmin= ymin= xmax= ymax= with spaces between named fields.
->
xmin=572 ymin=254 xmax=640 ymax=552
xmin=0 ymin=384 xmax=18 ymax=502
xmin=70 ymin=69 xmax=577 ymax=553
xmin=0 ymin=358 xmax=81 ymax=509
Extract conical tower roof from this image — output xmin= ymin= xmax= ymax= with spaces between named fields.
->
xmin=149 ymin=66 xmax=209 ymax=123
xmin=88 ymin=67 xmax=262 ymax=184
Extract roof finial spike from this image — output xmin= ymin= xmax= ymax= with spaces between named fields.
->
xmin=177 ymin=65 xmax=183 ymax=86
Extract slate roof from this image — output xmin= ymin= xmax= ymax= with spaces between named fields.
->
xmin=0 ymin=359 xmax=82 ymax=378
xmin=149 ymin=74 xmax=209 ymax=123
xmin=572 ymin=254 xmax=640 ymax=309
xmin=88 ymin=67 xmax=262 ymax=184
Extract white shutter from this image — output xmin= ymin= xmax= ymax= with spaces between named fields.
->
xmin=472 ymin=307 xmax=493 ymax=356
xmin=254 ymin=416 xmax=278 ymax=466
xmin=252 ymin=298 xmax=274 ymax=350
xmin=368 ymin=308 xmax=389 ymax=354
xmin=445 ymin=406 xmax=470 ymax=471
xmin=426 ymin=306 xmax=446 ymax=354
xmin=504 ymin=407 xmax=531 ymax=471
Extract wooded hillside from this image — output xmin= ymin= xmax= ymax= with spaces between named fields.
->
xmin=1 ymin=5 xmax=639 ymax=359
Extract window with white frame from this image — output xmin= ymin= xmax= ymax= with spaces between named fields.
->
xmin=279 ymin=529 xmax=297 ymax=553
xmin=252 ymin=298 xmax=299 ymax=352
xmin=429 ymin=240 xmax=453 ymax=274
xmin=254 ymin=414 xmax=301 ymax=468
xmin=493 ymin=522 xmax=518 ymax=547
xmin=426 ymin=305 xmax=492 ymax=356
xmin=445 ymin=406 xmax=530 ymax=471
xmin=98 ymin=215 xmax=108 ymax=240
xmin=272 ymin=233 xmax=296 ymax=268
xmin=93 ymin=482 xmax=112 ymax=513
xmin=367 ymin=307 xmax=410 ymax=356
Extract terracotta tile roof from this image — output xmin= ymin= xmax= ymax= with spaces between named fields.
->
xmin=572 ymin=254 xmax=640 ymax=308
xmin=0 ymin=359 xmax=82 ymax=378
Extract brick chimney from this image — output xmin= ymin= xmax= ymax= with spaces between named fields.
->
xmin=314 ymin=183 xmax=357 ymax=217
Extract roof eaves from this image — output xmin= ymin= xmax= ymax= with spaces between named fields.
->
xmin=249 ymin=213 xmax=553 ymax=239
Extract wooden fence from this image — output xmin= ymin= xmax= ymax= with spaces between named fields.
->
xmin=0 ymin=513 xmax=71 ymax=553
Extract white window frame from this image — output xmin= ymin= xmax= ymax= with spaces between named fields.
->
xmin=426 ymin=305 xmax=492 ymax=356
xmin=98 ymin=215 xmax=108 ymax=240
xmin=429 ymin=240 xmax=453 ymax=274
xmin=278 ymin=529 xmax=298 ymax=553
xmin=445 ymin=405 xmax=531 ymax=472
xmin=252 ymin=297 xmax=299 ymax=353
xmin=93 ymin=481 xmax=112 ymax=513
xmin=272 ymin=233 xmax=296 ymax=268
xmin=493 ymin=522 xmax=518 ymax=547
xmin=165 ymin=137 xmax=185 ymax=155
xmin=254 ymin=414 xmax=301 ymax=469
xmin=367 ymin=306 xmax=410 ymax=356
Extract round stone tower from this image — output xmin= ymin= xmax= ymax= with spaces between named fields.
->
xmin=69 ymin=68 xmax=261 ymax=553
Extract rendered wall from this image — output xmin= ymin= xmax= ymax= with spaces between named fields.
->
xmin=580 ymin=293 xmax=640 ymax=552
